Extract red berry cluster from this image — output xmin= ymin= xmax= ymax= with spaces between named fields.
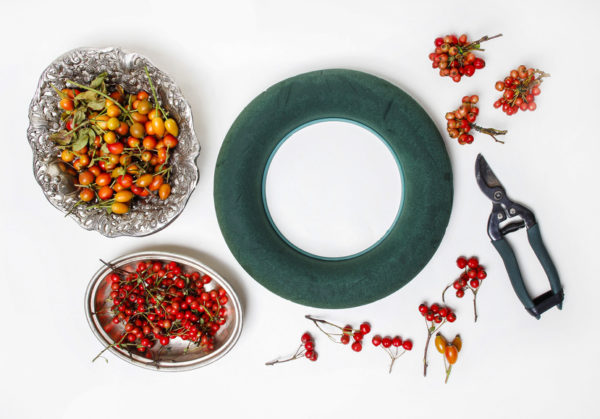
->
xmin=305 ymin=315 xmax=371 ymax=353
xmin=429 ymin=33 xmax=502 ymax=82
xmin=266 ymin=332 xmax=318 ymax=366
xmin=418 ymin=302 xmax=456 ymax=376
xmin=446 ymin=95 xmax=507 ymax=145
xmin=95 ymin=260 xmax=228 ymax=362
xmin=372 ymin=334 xmax=413 ymax=373
xmin=493 ymin=66 xmax=550 ymax=115
xmin=418 ymin=302 xmax=457 ymax=324
xmin=443 ymin=256 xmax=488 ymax=322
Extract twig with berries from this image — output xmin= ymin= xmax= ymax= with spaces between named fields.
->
xmin=305 ymin=315 xmax=371 ymax=352
xmin=371 ymin=334 xmax=413 ymax=373
xmin=265 ymin=332 xmax=318 ymax=365
xmin=494 ymin=65 xmax=550 ymax=115
xmin=443 ymin=256 xmax=487 ymax=322
xmin=429 ymin=33 xmax=502 ymax=82
xmin=435 ymin=333 xmax=462 ymax=383
xmin=418 ymin=303 xmax=456 ymax=376
xmin=446 ymin=95 xmax=507 ymax=145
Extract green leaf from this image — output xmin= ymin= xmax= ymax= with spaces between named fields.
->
xmin=111 ymin=166 xmax=125 ymax=178
xmin=101 ymin=144 xmax=109 ymax=154
xmin=72 ymin=109 xmax=86 ymax=126
xmin=49 ymin=130 xmax=73 ymax=146
xmin=90 ymin=72 xmax=108 ymax=89
xmin=87 ymin=99 xmax=105 ymax=110
xmin=91 ymin=125 xmax=103 ymax=136
xmin=75 ymin=90 xmax=98 ymax=102
xmin=72 ymin=131 xmax=88 ymax=151
xmin=81 ymin=128 xmax=95 ymax=146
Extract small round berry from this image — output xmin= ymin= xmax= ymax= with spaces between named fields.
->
xmin=470 ymin=95 xmax=479 ymax=104
xmin=351 ymin=341 xmax=362 ymax=352
xmin=431 ymin=303 xmax=440 ymax=313
xmin=456 ymin=257 xmax=467 ymax=269
xmin=340 ymin=334 xmax=350 ymax=345
xmin=359 ymin=322 xmax=371 ymax=335
xmin=372 ymin=335 xmax=382 ymax=346
xmin=392 ymin=336 xmax=403 ymax=347
xmin=473 ymin=58 xmax=485 ymax=69
xmin=434 ymin=315 xmax=443 ymax=324
xmin=382 ymin=337 xmax=392 ymax=348
xmin=434 ymin=37 xmax=444 ymax=47
xmin=305 ymin=350 xmax=317 ymax=361
xmin=453 ymin=280 xmax=461 ymax=290
xmin=495 ymin=81 xmax=505 ymax=91
xmin=477 ymin=269 xmax=487 ymax=279
xmin=301 ymin=332 xmax=312 ymax=344
xmin=446 ymin=313 xmax=457 ymax=323
xmin=470 ymin=279 xmax=480 ymax=288
xmin=456 ymin=289 xmax=465 ymax=298
xmin=304 ymin=341 xmax=315 ymax=351
xmin=467 ymin=257 xmax=479 ymax=269
xmin=342 ymin=325 xmax=352 ymax=335
xmin=426 ymin=312 xmax=435 ymax=321
xmin=439 ymin=307 xmax=448 ymax=317
xmin=353 ymin=332 xmax=364 ymax=342
xmin=467 ymin=269 xmax=477 ymax=279
xmin=418 ymin=304 xmax=428 ymax=314
xmin=532 ymin=86 xmax=541 ymax=96
xmin=402 ymin=340 xmax=413 ymax=351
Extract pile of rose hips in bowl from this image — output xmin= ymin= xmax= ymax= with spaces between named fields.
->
xmin=429 ymin=33 xmax=501 ymax=82
xmin=95 ymin=259 xmax=229 ymax=362
xmin=493 ymin=65 xmax=549 ymax=115
xmin=51 ymin=69 xmax=179 ymax=215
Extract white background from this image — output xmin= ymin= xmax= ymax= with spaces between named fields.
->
xmin=1 ymin=1 xmax=599 ymax=418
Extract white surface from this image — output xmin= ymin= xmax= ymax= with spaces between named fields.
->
xmin=1 ymin=1 xmax=599 ymax=418
xmin=265 ymin=120 xmax=402 ymax=258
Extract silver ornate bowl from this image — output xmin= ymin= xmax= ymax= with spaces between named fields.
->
xmin=27 ymin=47 xmax=200 ymax=237
xmin=85 ymin=251 xmax=243 ymax=371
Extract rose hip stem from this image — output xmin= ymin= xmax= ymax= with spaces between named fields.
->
xmin=465 ymin=33 xmax=503 ymax=50
xmin=305 ymin=315 xmax=343 ymax=342
xmin=423 ymin=320 xmax=445 ymax=376
xmin=265 ymin=344 xmax=305 ymax=366
xmin=471 ymin=125 xmax=507 ymax=144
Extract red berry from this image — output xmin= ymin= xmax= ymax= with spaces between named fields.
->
xmin=470 ymin=279 xmax=480 ymax=288
xmin=418 ymin=304 xmax=428 ymax=314
xmin=382 ymin=337 xmax=392 ymax=348
xmin=392 ymin=336 xmax=403 ymax=347
xmin=301 ymin=332 xmax=312 ymax=344
xmin=456 ymin=257 xmax=467 ymax=269
xmin=477 ymin=270 xmax=487 ymax=279
xmin=304 ymin=341 xmax=315 ymax=351
xmin=446 ymin=313 xmax=456 ymax=323
xmin=434 ymin=37 xmax=444 ymax=47
xmin=353 ymin=332 xmax=364 ymax=341
xmin=372 ymin=335 xmax=382 ymax=346
xmin=351 ymin=341 xmax=362 ymax=352
xmin=439 ymin=307 xmax=448 ymax=317
xmin=426 ymin=312 xmax=434 ymax=321
xmin=453 ymin=280 xmax=461 ymax=290
xmin=473 ymin=58 xmax=485 ymax=69
xmin=431 ymin=303 xmax=440 ymax=313
xmin=434 ymin=315 xmax=443 ymax=324
xmin=456 ymin=289 xmax=465 ymax=298
xmin=340 ymin=334 xmax=350 ymax=345
xmin=402 ymin=340 xmax=413 ymax=351
xmin=360 ymin=322 xmax=371 ymax=335
xmin=467 ymin=257 xmax=479 ymax=269
xmin=467 ymin=269 xmax=477 ymax=279
xmin=305 ymin=350 xmax=316 ymax=360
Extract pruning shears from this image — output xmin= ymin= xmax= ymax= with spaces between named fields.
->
xmin=475 ymin=154 xmax=563 ymax=319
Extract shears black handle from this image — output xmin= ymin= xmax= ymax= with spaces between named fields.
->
xmin=492 ymin=223 xmax=563 ymax=319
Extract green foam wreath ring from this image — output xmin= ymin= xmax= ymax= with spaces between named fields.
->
xmin=214 ymin=69 xmax=453 ymax=308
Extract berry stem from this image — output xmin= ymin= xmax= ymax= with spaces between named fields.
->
xmin=472 ymin=289 xmax=479 ymax=322
xmin=65 ymin=79 xmax=134 ymax=122
xmin=305 ymin=314 xmax=344 ymax=343
xmin=441 ymin=283 xmax=452 ymax=303
xmin=265 ymin=344 xmax=305 ymax=366
xmin=445 ymin=363 xmax=453 ymax=384
xmin=465 ymin=33 xmax=503 ymax=51
xmin=471 ymin=124 xmax=507 ymax=144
